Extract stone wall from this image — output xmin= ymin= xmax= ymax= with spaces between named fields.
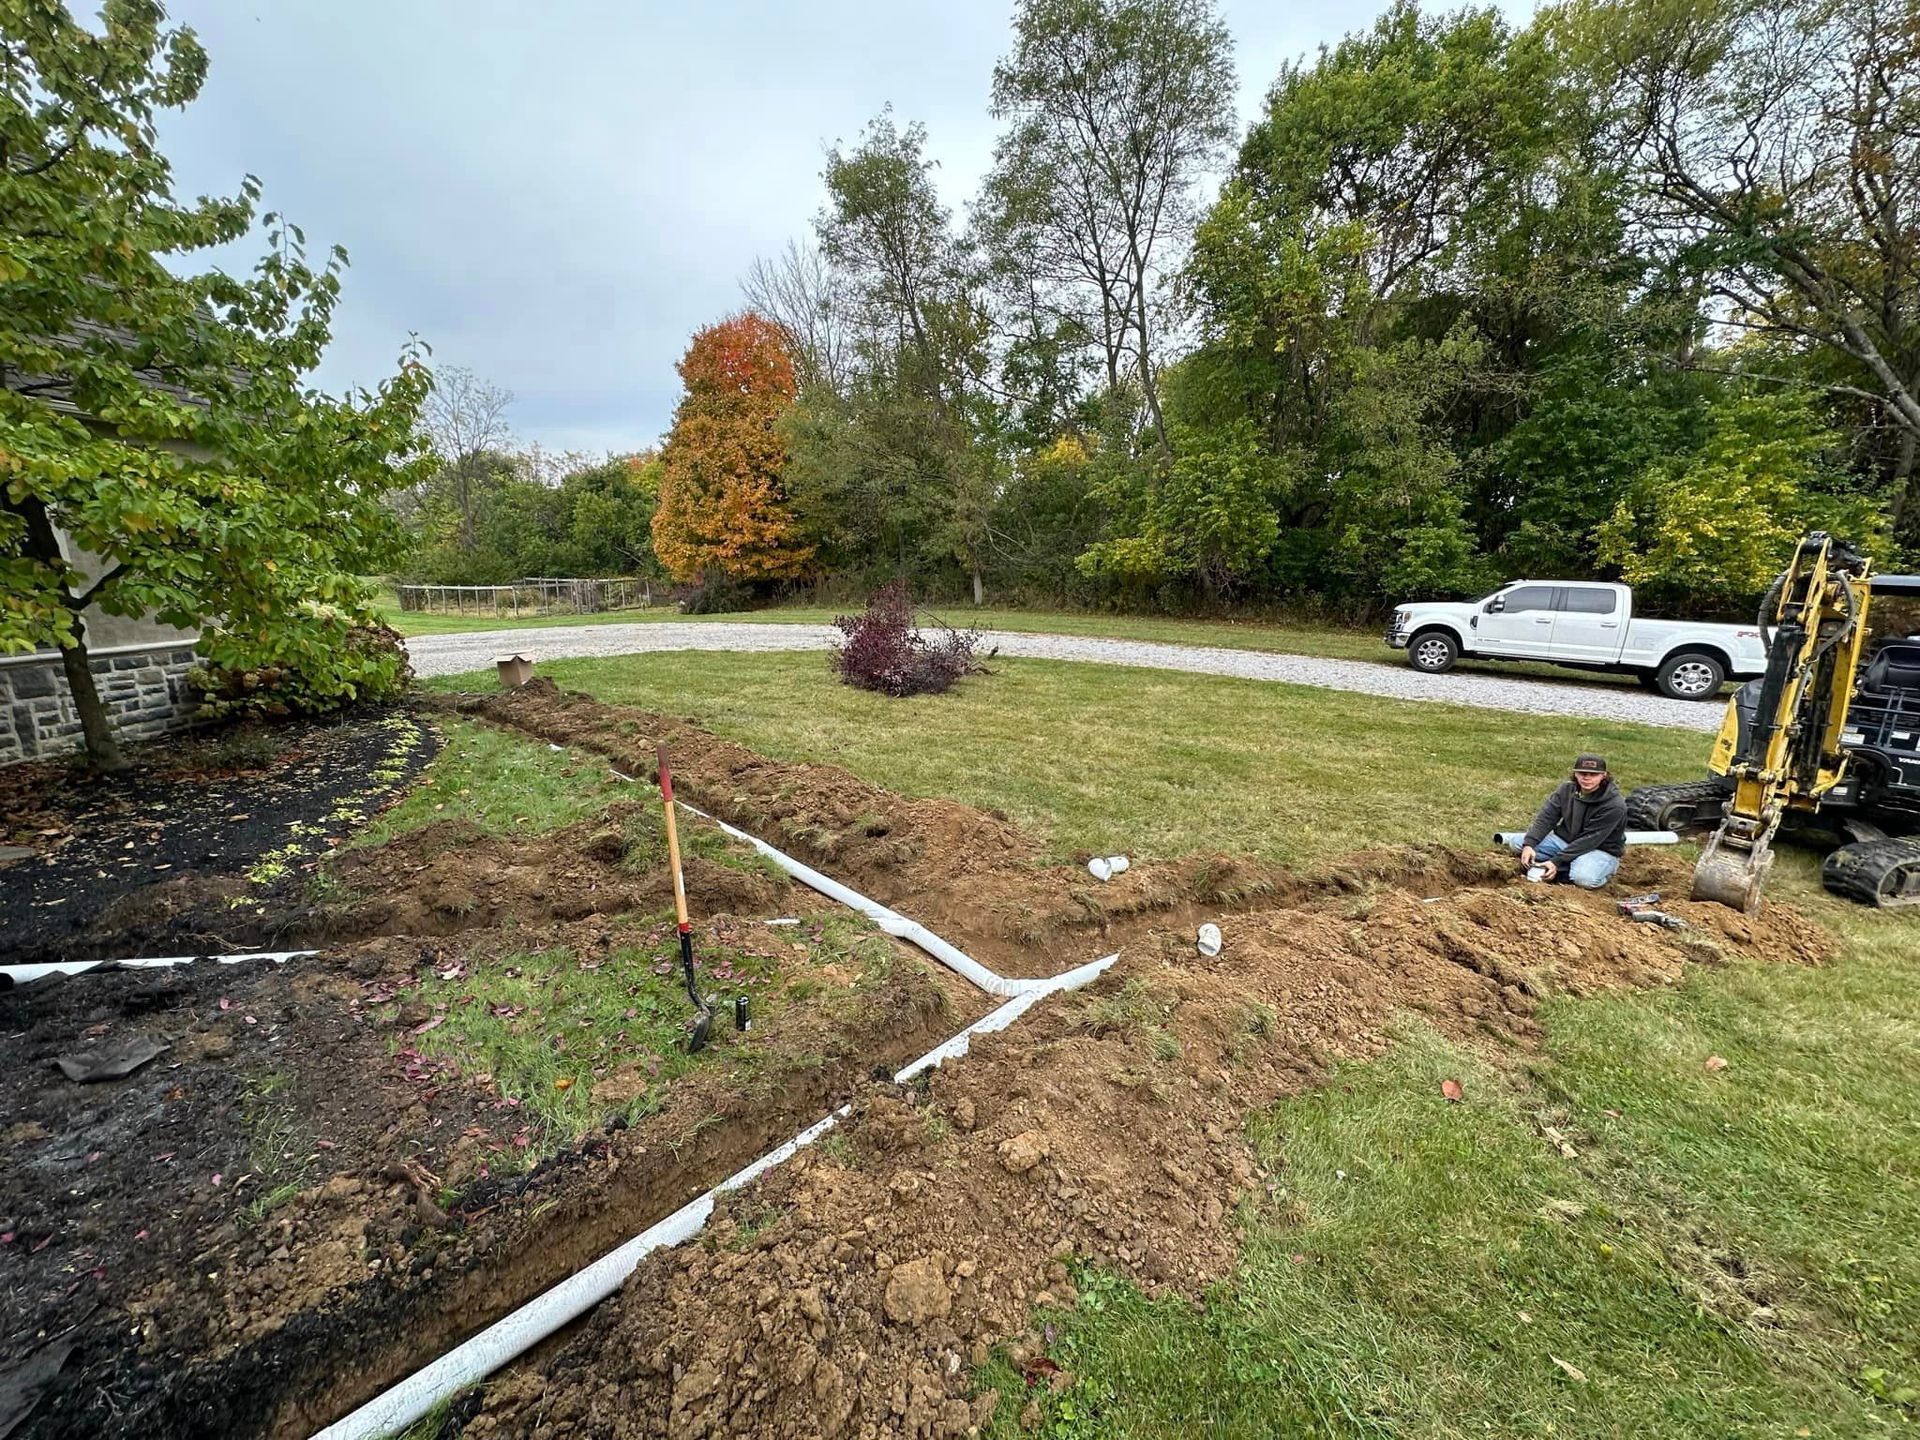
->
xmin=1 ymin=643 xmax=200 ymax=765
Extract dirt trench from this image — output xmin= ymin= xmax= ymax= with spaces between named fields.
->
xmin=437 ymin=681 xmax=1525 ymax=978
xmin=3 ymin=689 xmax=1837 ymax=1440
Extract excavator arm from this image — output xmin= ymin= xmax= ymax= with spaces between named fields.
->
xmin=1691 ymin=532 xmax=1876 ymax=913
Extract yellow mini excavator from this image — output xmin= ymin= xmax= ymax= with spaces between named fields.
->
xmin=1625 ymin=532 xmax=1920 ymax=913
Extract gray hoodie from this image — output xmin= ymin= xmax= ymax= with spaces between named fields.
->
xmin=1522 ymin=777 xmax=1627 ymax=862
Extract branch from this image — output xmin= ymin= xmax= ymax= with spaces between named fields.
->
xmin=64 ymin=561 xmax=128 ymax=611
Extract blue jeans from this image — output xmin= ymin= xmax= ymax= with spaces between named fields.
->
xmin=1497 ymin=832 xmax=1620 ymax=890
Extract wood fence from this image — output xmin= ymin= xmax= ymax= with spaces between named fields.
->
xmin=394 ymin=577 xmax=654 ymax=617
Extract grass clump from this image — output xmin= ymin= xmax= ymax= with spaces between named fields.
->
xmin=357 ymin=717 xmax=625 ymax=846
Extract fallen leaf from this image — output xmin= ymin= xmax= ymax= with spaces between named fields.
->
xmin=1705 ymin=1055 xmax=1729 ymax=1072
xmin=410 ymin=1016 xmax=444 ymax=1036
xmin=218 ymin=998 xmax=232 ymax=1012
xmin=210 ymin=1173 xmax=223 ymax=1187
xmin=553 ymin=1076 xmax=575 ymax=1091
xmin=1517 ymin=1310 xmax=1533 ymax=1323
xmin=134 ymin=1229 xmax=148 ymax=1241
xmin=1550 ymin=1356 xmax=1587 ymax=1382
xmin=1440 ymin=1078 xmax=1463 ymax=1103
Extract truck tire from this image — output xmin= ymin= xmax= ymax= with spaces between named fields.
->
xmin=1655 ymin=650 xmax=1726 ymax=700
xmin=1406 ymin=629 xmax=1459 ymax=674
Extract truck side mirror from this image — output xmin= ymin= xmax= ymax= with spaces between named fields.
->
xmin=1485 ymin=597 xmax=1506 ymax=613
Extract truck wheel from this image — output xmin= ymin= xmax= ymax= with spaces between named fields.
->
xmin=1407 ymin=630 xmax=1459 ymax=674
xmin=1656 ymin=650 xmax=1726 ymax=700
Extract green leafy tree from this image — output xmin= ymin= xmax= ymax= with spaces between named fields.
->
xmin=1596 ymin=391 xmax=1886 ymax=610
xmin=983 ymin=0 xmax=1236 ymax=441
xmin=0 ymin=0 xmax=431 ymax=769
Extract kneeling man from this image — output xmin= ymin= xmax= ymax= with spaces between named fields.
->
xmin=1498 ymin=754 xmax=1626 ymax=890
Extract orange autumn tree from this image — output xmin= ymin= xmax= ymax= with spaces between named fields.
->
xmin=651 ymin=313 xmax=813 ymax=585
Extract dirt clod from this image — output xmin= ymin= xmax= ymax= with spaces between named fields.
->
xmin=884 ymin=1255 xmax=953 ymax=1326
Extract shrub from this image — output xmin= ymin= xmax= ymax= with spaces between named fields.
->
xmin=191 ymin=614 xmax=414 ymax=721
xmin=830 ymin=580 xmax=988 ymax=698
xmin=676 ymin=572 xmax=756 ymax=615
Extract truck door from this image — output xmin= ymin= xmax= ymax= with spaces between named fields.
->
xmin=1549 ymin=585 xmax=1625 ymax=663
xmin=1475 ymin=584 xmax=1558 ymax=657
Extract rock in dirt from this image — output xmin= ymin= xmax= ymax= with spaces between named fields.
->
xmin=53 ymin=1034 xmax=168 ymax=1083
xmin=998 ymin=1129 xmax=1049 ymax=1175
xmin=884 ymin=1255 xmax=952 ymax=1326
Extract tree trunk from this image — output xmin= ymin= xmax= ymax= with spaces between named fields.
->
xmin=971 ymin=568 xmax=984 ymax=606
xmin=8 ymin=492 xmax=127 ymax=772
xmin=58 ymin=637 xmax=124 ymax=773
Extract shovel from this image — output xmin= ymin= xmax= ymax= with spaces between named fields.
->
xmin=656 ymin=742 xmax=715 ymax=1053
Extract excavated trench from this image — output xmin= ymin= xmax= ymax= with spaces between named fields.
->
xmin=2 ymin=683 xmax=1836 ymax=1440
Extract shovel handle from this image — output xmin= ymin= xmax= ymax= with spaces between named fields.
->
xmin=656 ymin=742 xmax=690 ymax=932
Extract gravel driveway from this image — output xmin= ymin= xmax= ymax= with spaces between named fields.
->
xmin=407 ymin=622 xmax=1724 ymax=732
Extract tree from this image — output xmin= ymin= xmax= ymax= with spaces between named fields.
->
xmin=0 ymin=0 xmax=431 ymax=769
xmin=987 ymin=0 xmax=1236 ymax=445
xmin=651 ymin=313 xmax=812 ymax=584
xmin=1575 ymin=0 xmax=1920 ymax=533
xmin=811 ymin=111 xmax=1001 ymax=601
xmin=742 ymin=239 xmax=852 ymax=394
xmin=1596 ymin=389 xmax=1887 ymax=608
xmin=419 ymin=364 xmax=514 ymax=550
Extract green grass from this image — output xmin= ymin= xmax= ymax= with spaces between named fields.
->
xmin=354 ymin=716 xmax=630 ymax=846
xmin=394 ymin=912 xmax=901 ymax=1163
xmin=427 ymin=652 xmax=1701 ymax=864
xmin=980 ymin=875 xmax=1919 ymax=1438
xmin=412 ymin=646 xmax=1918 ymax=1437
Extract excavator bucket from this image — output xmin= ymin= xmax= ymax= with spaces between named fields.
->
xmin=1691 ymin=830 xmax=1775 ymax=915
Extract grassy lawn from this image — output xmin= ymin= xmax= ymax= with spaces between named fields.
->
xmin=427 ymin=652 xmax=1698 ymax=864
xmin=419 ymin=650 xmax=1918 ymax=1435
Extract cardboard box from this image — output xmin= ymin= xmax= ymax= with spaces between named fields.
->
xmin=494 ymin=653 xmax=535 ymax=688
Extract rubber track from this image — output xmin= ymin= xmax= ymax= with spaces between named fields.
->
xmin=1822 ymin=837 xmax=1920 ymax=907
xmin=1625 ymin=780 xmax=1724 ymax=833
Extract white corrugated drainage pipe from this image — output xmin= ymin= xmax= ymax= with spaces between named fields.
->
xmin=0 ymin=949 xmax=315 ymax=991
xmin=311 ymin=949 xmax=1118 ymax=1440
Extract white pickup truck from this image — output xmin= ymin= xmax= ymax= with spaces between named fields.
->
xmin=1385 ymin=580 xmax=1768 ymax=699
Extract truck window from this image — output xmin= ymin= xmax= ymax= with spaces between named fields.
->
xmin=1558 ymin=587 xmax=1618 ymax=615
xmin=1500 ymin=585 xmax=1557 ymax=613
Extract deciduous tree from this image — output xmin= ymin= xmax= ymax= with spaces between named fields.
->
xmin=0 ymin=0 xmax=432 ymax=769
xmin=651 ymin=314 xmax=812 ymax=584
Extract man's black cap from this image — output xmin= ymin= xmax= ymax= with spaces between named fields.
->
xmin=1573 ymin=754 xmax=1608 ymax=775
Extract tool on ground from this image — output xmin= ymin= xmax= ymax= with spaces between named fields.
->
xmin=1627 ymin=909 xmax=1688 ymax=930
xmin=735 ymin=995 xmax=751 ymax=1032
xmin=1626 ymin=533 xmax=1920 ymax=912
xmin=1616 ymin=892 xmax=1662 ymax=914
xmin=656 ymin=742 xmax=715 ymax=1053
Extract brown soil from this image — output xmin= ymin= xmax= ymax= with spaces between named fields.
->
xmin=3 ymin=685 xmax=1839 ymax=1440
xmin=458 ymin=857 xmax=1831 ymax=1440
xmin=436 ymin=681 xmax=1521 ymax=977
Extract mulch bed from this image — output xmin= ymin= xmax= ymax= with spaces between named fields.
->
xmin=0 ymin=712 xmax=437 ymax=965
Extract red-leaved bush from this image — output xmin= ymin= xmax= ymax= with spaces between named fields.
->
xmin=830 ymin=581 xmax=988 ymax=697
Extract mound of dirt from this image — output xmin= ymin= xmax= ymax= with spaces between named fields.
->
xmin=436 ymin=683 xmax=1526 ymax=977
xmin=458 ymin=862 xmax=1831 ymax=1440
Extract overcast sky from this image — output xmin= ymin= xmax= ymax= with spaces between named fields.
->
xmin=156 ymin=1 xmax=1536 ymax=457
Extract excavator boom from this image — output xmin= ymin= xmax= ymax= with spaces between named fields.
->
xmin=1691 ymin=533 xmax=1875 ymax=913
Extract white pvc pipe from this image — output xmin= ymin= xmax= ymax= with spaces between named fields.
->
xmin=312 ymin=951 xmax=1118 ymax=1440
xmin=676 ymin=801 xmax=1052 ymax=997
xmin=1493 ymin=830 xmax=1680 ymax=849
xmin=0 ymin=949 xmax=314 ymax=990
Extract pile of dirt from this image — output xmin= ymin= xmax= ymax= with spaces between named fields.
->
xmin=439 ymin=682 xmax=1522 ymax=976
xmin=460 ymin=861 xmax=1831 ymax=1440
